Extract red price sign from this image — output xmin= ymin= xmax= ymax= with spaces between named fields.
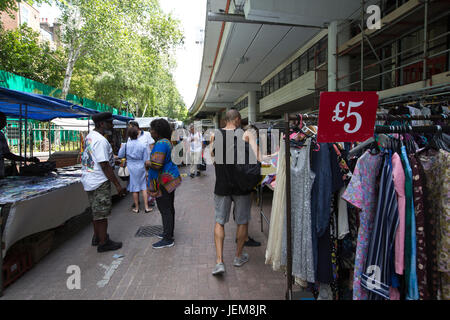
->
xmin=317 ymin=91 xmax=378 ymax=143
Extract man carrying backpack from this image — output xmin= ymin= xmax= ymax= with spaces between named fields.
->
xmin=210 ymin=109 xmax=261 ymax=276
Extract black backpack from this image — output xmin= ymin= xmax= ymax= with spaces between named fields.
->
xmin=228 ymin=135 xmax=261 ymax=193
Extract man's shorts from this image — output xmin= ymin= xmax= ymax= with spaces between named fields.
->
xmin=87 ymin=180 xmax=112 ymax=221
xmin=214 ymin=194 xmax=252 ymax=225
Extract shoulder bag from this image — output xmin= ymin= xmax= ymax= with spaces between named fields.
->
xmin=118 ymin=142 xmax=130 ymax=181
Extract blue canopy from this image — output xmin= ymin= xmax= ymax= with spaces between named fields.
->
xmin=0 ymin=87 xmax=133 ymax=122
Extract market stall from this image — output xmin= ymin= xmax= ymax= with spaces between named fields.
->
xmin=0 ymin=87 xmax=132 ymax=294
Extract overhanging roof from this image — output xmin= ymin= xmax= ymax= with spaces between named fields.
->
xmin=190 ymin=0 xmax=374 ymax=118
xmin=0 ymin=87 xmax=133 ymax=122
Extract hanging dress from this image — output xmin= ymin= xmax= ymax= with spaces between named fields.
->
xmin=342 ymin=150 xmax=382 ymax=300
xmin=265 ymin=135 xmax=286 ymax=271
xmin=281 ymin=139 xmax=315 ymax=283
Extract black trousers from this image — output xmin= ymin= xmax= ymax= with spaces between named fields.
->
xmin=156 ymin=186 xmax=175 ymax=241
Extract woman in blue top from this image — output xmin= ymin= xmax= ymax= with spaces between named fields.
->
xmin=146 ymin=118 xmax=181 ymax=249
xmin=118 ymin=126 xmax=152 ymax=213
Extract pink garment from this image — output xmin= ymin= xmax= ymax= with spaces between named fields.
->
xmin=390 ymin=287 xmax=401 ymax=300
xmin=392 ymin=153 xmax=406 ymax=275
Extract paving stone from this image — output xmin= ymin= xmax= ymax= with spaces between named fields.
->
xmin=1 ymin=165 xmax=285 ymax=300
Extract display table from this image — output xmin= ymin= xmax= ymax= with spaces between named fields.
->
xmin=0 ymin=166 xmax=127 ymax=258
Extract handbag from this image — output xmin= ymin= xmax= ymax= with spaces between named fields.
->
xmin=118 ymin=142 xmax=130 ymax=181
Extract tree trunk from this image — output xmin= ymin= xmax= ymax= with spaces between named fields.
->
xmin=61 ymin=45 xmax=81 ymax=100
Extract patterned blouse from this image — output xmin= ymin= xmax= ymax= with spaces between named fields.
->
xmin=147 ymin=138 xmax=181 ymax=197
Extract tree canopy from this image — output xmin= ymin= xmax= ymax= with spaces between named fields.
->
xmin=0 ymin=0 xmax=188 ymax=121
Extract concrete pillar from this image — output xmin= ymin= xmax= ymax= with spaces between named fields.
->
xmin=337 ymin=21 xmax=352 ymax=91
xmin=248 ymin=91 xmax=258 ymax=124
xmin=328 ymin=20 xmax=338 ymax=92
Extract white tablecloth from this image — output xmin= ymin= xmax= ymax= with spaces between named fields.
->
xmin=1 ymin=167 xmax=127 ymax=257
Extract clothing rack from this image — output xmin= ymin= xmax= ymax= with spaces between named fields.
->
xmin=288 ymin=113 xmax=449 ymax=122
xmin=281 ymin=112 xmax=449 ymax=300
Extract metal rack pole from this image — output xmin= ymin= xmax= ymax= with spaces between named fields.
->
xmin=423 ymin=0 xmax=429 ymax=82
xmin=19 ymin=105 xmax=22 ymax=166
xmin=361 ymin=0 xmax=365 ymax=91
xmin=0 ymin=205 xmax=3 ymax=297
xmin=24 ymin=105 xmax=28 ymax=162
xmin=284 ymin=112 xmax=293 ymax=300
xmin=48 ymin=121 xmax=51 ymax=158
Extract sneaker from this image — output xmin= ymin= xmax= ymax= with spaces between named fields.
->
xmin=245 ymin=237 xmax=261 ymax=247
xmin=97 ymin=238 xmax=122 ymax=252
xmin=212 ymin=262 xmax=225 ymax=275
xmin=190 ymin=173 xmax=195 ymax=178
xmin=196 ymin=171 xmax=201 ymax=176
xmin=233 ymin=253 xmax=249 ymax=267
xmin=152 ymin=239 xmax=174 ymax=249
xmin=92 ymin=234 xmax=109 ymax=246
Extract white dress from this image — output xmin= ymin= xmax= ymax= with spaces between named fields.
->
xmin=265 ymin=135 xmax=286 ymax=271
xmin=118 ymin=140 xmax=148 ymax=192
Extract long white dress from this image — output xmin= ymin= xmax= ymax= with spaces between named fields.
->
xmin=265 ymin=135 xmax=286 ymax=271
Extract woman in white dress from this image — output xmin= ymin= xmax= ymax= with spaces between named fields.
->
xmin=118 ymin=126 xmax=152 ymax=213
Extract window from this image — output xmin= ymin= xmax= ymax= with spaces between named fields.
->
xmin=20 ymin=4 xmax=29 ymax=25
xmin=279 ymin=68 xmax=286 ymax=87
xmin=273 ymin=74 xmax=279 ymax=91
xmin=292 ymin=58 xmax=299 ymax=79
xmin=262 ymin=83 xmax=268 ymax=97
xmin=300 ymin=53 xmax=308 ymax=75
xmin=308 ymin=47 xmax=315 ymax=71
xmin=317 ymin=38 xmax=327 ymax=65
xmin=269 ymin=78 xmax=274 ymax=94
xmin=285 ymin=64 xmax=292 ymax=84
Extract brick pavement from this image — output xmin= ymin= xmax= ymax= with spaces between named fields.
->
xmin=1 ymin=165 xmax=286 ymax=300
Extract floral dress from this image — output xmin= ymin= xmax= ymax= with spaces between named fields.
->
xmin=342 ymin=151 xmax=382 ymax=300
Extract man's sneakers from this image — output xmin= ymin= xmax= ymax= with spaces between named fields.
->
xmin=245 ymin=237 xmax=261 ymax=247
xmin=212 ymin=262 xmax=225 ymax=276
xmin=234 ymin=236 xmax=261 ymax=247
xmin=196 ymin=171 xmax=201 ymax=177
xmin=212 ymin=254 xmax=249 ymax=275
xmin=190 ymin=173 xmax=195 ymax=178
xmin=152 ymin=239 xmax=174 ymax=249
xmin=97 ymin=238 xmax=122 ymax=253
xmin=233 ymin=253 xmax=249 ymax=267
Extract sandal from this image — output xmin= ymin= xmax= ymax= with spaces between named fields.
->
xmin=144 ymin=208 xmax=153 ymax=213
xmin=132 ymin=209 xmax=139 ymax=213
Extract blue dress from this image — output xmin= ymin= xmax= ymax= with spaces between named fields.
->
xmin=118 ymin=140 xmax=148 ymax=192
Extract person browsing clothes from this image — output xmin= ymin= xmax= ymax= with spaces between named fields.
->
xmin=118 ymin=126 xmax=152 ymax=213
xmin=210 ymin=109 xmax=260 ymax=275
xmin=128 ymin=120 xmax=155 ymax=208
xmin=188 ymin=124 xmax=203 ymax=178
xmin=146 ymin=118 xmax=182 ymax=249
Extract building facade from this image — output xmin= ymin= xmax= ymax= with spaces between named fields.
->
xmin=190 ymin=0 xmax=450 ymax=127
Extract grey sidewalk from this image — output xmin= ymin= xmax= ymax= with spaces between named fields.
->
xmin=1 ymin=165 xmax=286 ymax=300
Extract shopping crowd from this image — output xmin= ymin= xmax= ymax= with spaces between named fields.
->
xmin=81 ymin=110 xmax=261 ymax=275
